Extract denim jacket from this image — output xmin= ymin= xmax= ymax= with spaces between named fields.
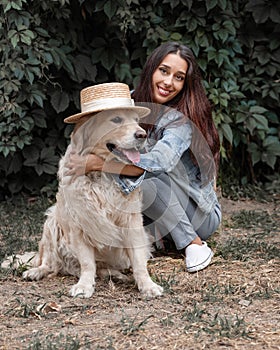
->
xmin=114 ymin=108 xmax=218 ymax=215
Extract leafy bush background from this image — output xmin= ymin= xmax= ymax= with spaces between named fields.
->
xmin=0 ymin=0 xmax=279 ymax=197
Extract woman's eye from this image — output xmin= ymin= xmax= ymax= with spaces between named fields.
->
xmin=111 ymin=116 xmax=122 ymax=123
xmin=176 ymin=75 xmax=184 ymax=81
xmin=159 ymin=67 xmax=167 ymax=74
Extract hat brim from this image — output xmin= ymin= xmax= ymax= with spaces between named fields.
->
xmin=64 ymin=106 xmax=150 ymax=124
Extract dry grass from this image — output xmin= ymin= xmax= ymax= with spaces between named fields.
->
xmin=0 ymin=194 xmax=279 ymax=350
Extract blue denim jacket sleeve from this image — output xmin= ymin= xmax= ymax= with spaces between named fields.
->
xmin=135 ymin=123 xmax=192 ymax=172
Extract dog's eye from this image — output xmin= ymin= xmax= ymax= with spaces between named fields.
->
xmin=111 ymin=116 xmax=123 ymax=124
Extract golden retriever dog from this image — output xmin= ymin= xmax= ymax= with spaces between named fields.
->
xmin=23 ymin=109 xmax=163 ymax=299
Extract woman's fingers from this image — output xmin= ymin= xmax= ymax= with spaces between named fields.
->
xmin=64 ymin=153 xmax=87 ymax=177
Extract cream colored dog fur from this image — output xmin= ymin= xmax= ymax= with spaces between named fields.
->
xmin=23 ymin=110 xmax=163 ymax=298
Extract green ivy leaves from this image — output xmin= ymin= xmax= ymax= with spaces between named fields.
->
xmin=0 ymin=0 xmax=279 ymax=195
xmin=245 ymin=0 xmax=280 ymax=24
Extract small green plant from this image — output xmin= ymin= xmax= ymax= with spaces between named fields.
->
xmin=5 ymin=297 xmax=38 ymax=318
xmin=3 ymin=253 xmax=35 ymax=276
xmin=201 ymin=284 xmax=225 ymax=303
xmin=27 ymin=333 xmax=87 ymax=350
xmin=120 ymin=311 xmax=153 ymax=335
xmin=182 ymin=304 xmax=252 ymax=340
xmin=230 ymin=210 xmax=277 ymax=231
xmin=160 ymin=314 xmax=175 ymax=327
xmin=203 ymin=314 xmax=252 ymax=339
xmin=216 ymin=208 xmax=279 ymax=261
xmin=182 ymin=302 xmax=207 ymax=325
xmin=151 ymin=266 xmax=178 ymax=294
xmin=216 ymin=237 xmax=279 ymax=261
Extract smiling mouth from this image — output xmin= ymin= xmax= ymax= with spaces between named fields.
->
xmin=106 ymin=143 xmax=141 ymax=163
xmin=158 ymin=86 xmax=171 ymax=96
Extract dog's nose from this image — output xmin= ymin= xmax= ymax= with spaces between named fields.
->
xmin=134 ymin=130 xmax=147 ymax=139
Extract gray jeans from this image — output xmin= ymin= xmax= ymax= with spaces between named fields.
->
xmin=141 ymin=173 xmax=222 ymax=250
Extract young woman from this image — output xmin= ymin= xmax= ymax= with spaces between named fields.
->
xmin=66 ymin=42 xmax=222 ymax=273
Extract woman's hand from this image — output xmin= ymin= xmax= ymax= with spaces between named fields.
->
xmin=65 ymin=152 xmax=104 ymax=180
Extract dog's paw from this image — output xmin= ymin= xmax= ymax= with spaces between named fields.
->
xmin=69 ymin=283 xmax=95 ymax=298
xmin=140 ymin=281 xmax=163 ymax=299
xmin=22 ymin=267 xmax=48 ymax=281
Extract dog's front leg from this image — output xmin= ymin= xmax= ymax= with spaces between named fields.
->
xmin=69 ymin=234 xmax=96 ymax=298
xmin=127 ymin=247 xmax=163 ymax=299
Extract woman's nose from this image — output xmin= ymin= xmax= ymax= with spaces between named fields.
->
xmin=163 ymin=75 xmax=172 ymax=86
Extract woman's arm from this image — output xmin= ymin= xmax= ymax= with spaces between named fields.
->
xmin=135 ymin=121 xmax=192 ymax=173
xmin=66 ymin=152 xmax=144 ymax=178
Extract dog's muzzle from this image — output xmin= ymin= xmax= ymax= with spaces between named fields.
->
xmin=106 ymin=143 xmax=143 ymax=163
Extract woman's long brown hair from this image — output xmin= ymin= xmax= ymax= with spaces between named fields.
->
xmin=132 ymin=41 xmax=220 ymax=178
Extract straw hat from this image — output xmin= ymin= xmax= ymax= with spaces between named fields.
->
xmin=64 ymin=82 xmax=150 ymax=123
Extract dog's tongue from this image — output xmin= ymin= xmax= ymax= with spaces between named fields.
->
xmin=122 ymin=149 xmax=140 ymax=163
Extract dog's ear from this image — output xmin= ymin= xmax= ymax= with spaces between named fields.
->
xmin=71 ymin=118 xmax=97 ymax=155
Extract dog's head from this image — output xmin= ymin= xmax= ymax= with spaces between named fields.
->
xmin=71 ymin=109 xmax=147 ymax=164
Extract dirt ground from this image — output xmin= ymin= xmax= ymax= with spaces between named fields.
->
xmin=0 ymin=196 xmax=279 ymax=350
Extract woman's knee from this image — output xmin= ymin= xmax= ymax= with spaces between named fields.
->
xmin=197 ymin=207 xmax=221 ymax=240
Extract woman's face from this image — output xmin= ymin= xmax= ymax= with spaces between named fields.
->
xmin=152 ymin=53 xmax=188 ymax=104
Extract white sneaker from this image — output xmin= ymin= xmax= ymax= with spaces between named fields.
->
xmin=185 ymin=242 xmax=214 ymax=273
